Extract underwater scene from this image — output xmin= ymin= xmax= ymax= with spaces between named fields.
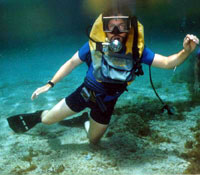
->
xmin=0 ymin=0 xmax=200 ymax=174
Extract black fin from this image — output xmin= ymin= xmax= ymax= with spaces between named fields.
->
xmin=59 ymin=112 xmax=89 ymax=127
xmin=7 ymin=110 xmax=43 ymax=133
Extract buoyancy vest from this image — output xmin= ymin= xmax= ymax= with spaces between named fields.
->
xmin=88 ymin=14 xmax=145 ymax=84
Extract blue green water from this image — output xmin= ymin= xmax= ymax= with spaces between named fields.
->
xmin=0 ymin=35 xmax=184 ymax=118
xmin=0 ymin=35 xmax=88 ymax=117
xmin=0 ymin=0 xmax=200 ymax=174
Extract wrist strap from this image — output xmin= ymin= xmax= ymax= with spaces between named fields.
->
xmin=47 ymin=81 xmax=54 ymax=88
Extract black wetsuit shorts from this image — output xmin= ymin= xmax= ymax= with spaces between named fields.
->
xmin=65 ymin=83 xmax=117 ymax=125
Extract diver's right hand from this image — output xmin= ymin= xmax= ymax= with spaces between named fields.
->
xmin=31 ymin=84 xmax=52 ymax=100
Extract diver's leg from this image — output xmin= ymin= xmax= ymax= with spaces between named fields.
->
xmin=87 ymin=117 xmax=108 ymax=145
xmin=41 ymin=98 xmax=76 ymax=125
xmin=86 ymin=98 xmax=117 ymax=144
xmin=42 ymin=84 xmax=87 ymax=125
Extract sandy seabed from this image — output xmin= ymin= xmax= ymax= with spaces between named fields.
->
xmin=1 ymin=77 xmax=200 ymax=175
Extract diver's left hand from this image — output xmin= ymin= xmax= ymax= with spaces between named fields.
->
xmin=183 ymin=34 xmax=199 ymax=53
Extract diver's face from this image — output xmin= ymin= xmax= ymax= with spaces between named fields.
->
xmin=106 ymin=18 xmax=128 ymax=43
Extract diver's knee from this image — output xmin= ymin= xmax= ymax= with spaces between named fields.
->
xmin=88 ymin=136 xmax=100 ymax=145
xmin=41 ymin=110 xmax=54 ymax=125
xmin=89 ymin=139 xmax=99 ymax=145
xmin=41 ymin=117 xmax=53 ymax=125
xmin=41 ymin=120 xmax=52 ymax=125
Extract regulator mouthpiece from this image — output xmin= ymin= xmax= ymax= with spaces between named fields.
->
xmin=109 ymin=39 xmax=122 ymax=52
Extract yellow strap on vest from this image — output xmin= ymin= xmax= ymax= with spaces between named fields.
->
xmin=89 ymin=14 xmax=144 ymax=57
xmin=89 ymin=14 xmax=106 ymax=51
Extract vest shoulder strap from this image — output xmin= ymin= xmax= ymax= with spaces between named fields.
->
xmin=132 ymin=16 xmax=144 ymax=76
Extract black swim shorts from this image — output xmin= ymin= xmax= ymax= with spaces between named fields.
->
xmin=65 ymin=83 xmax=117 ymax=125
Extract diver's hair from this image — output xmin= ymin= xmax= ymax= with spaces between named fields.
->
xmin=102 ymin=0 xmax=132 ymax=17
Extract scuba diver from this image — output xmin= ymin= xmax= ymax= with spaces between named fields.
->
xmin=7 ymin=4 xmax=199 ymax=145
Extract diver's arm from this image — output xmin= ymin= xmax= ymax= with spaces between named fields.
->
xmin=152 ymin=49 xmax=191 ymax=69
xmin=152 ymin=34 xmax=199 ymax=69
xmin=49 ymin=52 xmax=83 ymax=85
xmin=31 ymin=51 xmax=83 ymax=100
